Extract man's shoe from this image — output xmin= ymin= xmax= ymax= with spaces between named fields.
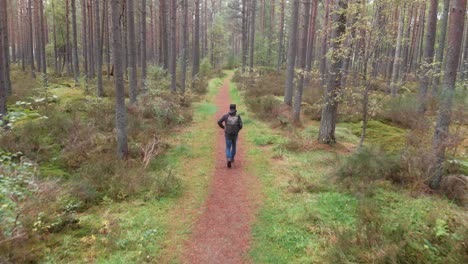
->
xmin=227 ymin=160 xmax=232 ymax=168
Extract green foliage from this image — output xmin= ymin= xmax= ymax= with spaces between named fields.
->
xmin=199 ymin=58 xmax=213 ymax=79
xmin=0 ymin=152 xmax=37 ymax=239
xmin=336 ymin=146 xmax=401 ymax=183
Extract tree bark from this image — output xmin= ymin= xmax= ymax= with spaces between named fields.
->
xmin=181 ymin=0 xmax=188 ymax=94
xmin=71 ymin=0 xmax=80 ymax=83
xmin=193 ymin=0 xmax=200 ymax=80
xmin=319 ymin=0 xmax=330 ymax=84
xmin=141 ymin=0 xmax=147 ymax=81
xmin=284 ymin=0 xmax=300 ymax=106
xmin=127 ymin=0 xmax=138 ymax=103
xmin=95 ymin=0 xmax=103 ymax=96
xmin=418 ymin=0 xmax=438 ymax=113
xmin=276 ymin=0 xmax=285 ymax=72
xmin=39 ymin=0 xmax=46 ymax=75
xmin=242 ymin=0 xmax=248 ymax=72
xmin=27 ymin=0 xmax=35 ymax=78
xmin=111 ymin=0 xmax=129 ymax=160
xmin=1 ymin=0 xmax=11 ymax=95
xmin=82 ymin=0 xmax=88 ymax=78
xmin=431 ymin=0 xmax=467 ymax=189
xmin=432 ymin=0 xmax=449 ymax=94
xmin=293 ymin=0 xmax=311 ymax=123
xmin=249 ymin=0 xmax=257 ymax=72
xmin=390 ymin=8 xmax=404 ymax=97
xmin=169 ymin=0 xmax=177 ymax=93
xmin=0 ymin=0 xmax=9 ymax=123
xmin=318 ymin=0 xmax=347 ymax=144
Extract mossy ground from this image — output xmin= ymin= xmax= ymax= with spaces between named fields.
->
xmin=230 ymin=81 xmax=467 ymax=263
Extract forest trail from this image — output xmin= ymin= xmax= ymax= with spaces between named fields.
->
xmin=183 ymin=75 xmax=261 ymax=263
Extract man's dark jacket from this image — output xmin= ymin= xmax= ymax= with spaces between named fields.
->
xmin=217 ymin=111 xmax=243 ymax=139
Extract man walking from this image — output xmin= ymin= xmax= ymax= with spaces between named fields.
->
xmin=217 ymin=104 xmax=243 ymax=168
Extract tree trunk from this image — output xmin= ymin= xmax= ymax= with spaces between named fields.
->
xmin=431 ymin=0 xmax=467 ymax=189
xmin=249 ymin=0 xmax=256 ymax=72
xmin=169 ymin=0 xmax=177 ymax=93
xmin=305 ymin=0 xmax=318 ymax=74
xmin=127 ymin=0 xmax=138 ymax=103
xmin=193 ymin=0 xmax=200 ymax=80
xmin=39 ymin=0 xmax=46 ymax=75
xmin=66 ymin=0 xmax=72 ymax=76
xmin=95 ymin=0 xmax=103 ymax=96
xmin=181 ymin=0 xmax=188 ymax=94
xmin=293 ymin=0 xmax=311 ymax=123
xmin=52 ymin=0 xmax=59 ymax=76
xmin=71 ymin=0 xmax=80 ymax=83
xmin=418 ymin=0 xmax=438 ymax=113
xmin=319 ymin=0 xmax=330 ymax=84
xmin=110 ymin=0 xmax=129 ymax=160
xmin=28 ymin=0 xmax=35 ymax=78
xmin=82 ymin=0 xmax=88 ymax=78
xmin=276 ymin=0 xmax=285 ymax=72
xmin=141 ymin=0 xmax=147 ymax=81
xmin=390 ymin=8 xmax=404 ymax=97
xmin=1 ymin=0 xmax=11 ymax=95
xmin=160 ymin=0 xmax=169 ymax=69
xmin=432 ymin=0 xmax=449 ymax=94
xmin=0 ymin=0 xmax=9 ymax=123
xmin=242 ymin=0 xmax=248 ymax=72
xmin=284 ymin=0 xmax=300 ymax=106
xmin=461 ymin=15 xmax=468 ymax=87
xmin=318 ymin=0 xmax=347 ymax=144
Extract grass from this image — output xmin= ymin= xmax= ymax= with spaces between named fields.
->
xmin=229 ymin=79 xmax=468 ymax=263
xmin=3 ymin=68 xmax=225 ymax=263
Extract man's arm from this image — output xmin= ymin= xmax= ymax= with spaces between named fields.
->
xmin=217 ymin=115 xmax=226 ymax=129
xmin=238 ymin=115 xmax=243 ymax=130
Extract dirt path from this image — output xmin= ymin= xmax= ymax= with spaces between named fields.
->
xmin=183 ymin=75 xmax=260 ymax=263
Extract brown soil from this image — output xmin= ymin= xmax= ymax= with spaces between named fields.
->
xmin=183 ymin=76 xmax=260 ymax=263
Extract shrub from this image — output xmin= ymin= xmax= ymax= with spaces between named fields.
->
xmin=199 ymin=58 xmax=213 ymax=79
xmin=336 ymin=146 xmax=401 ymax=184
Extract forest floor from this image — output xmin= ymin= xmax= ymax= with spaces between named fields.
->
xmin=5 ymin=70 xmax=466 ymax=263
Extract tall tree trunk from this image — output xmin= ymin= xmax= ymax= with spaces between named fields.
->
xmin=127 ymin=0 xmax=138 ymax=103
xmin=71 ymin=0 xmax=80 ymax=83
xmin=66 ymin=0 xmax=72 ymax=76
xmin=461 ymin=14 xmax=468 ymax=87
xmin=169 ymin=0 xmax=177 ymax=93
xmin=284 ymin=0 xmax=299 ymax=106
xmin=276 ymin=0 xmax=285 ymax=72
xmin=193 ymin=0 xmax=200 ymax=80
xmin=249 ymin=0 xmax=257 ymax=72
xmin=95 ymin=0 xmax=103 ymax=96
xmin=181 ymin=0 xmax=188 ymax=94
xmin=318 ymin=0 xmax=347 ymax=144
xmin=28 ymin=0 xmax=35 ymax=78
xmin=305 ymin=0 xmax=318 ymax=74
xmin=0 ymin=0 xmax=9 ymax=123
xmin=1 ymin=0 xmax=11 ymax=95
xmin=82 ymin=0 xmax=88 ymax=78
xmin=242 ymin=0 xmax=248 ymax=72
xmin=319 ymin=0 xmax=330 ymax=84
xmin=418 ymin=0 xmax=438 ymax=113
xmin=432 ymin=0 xmax=450 ymax=94
xmin=88 ymin=1 xmax=95 ymax=79
xmin=52 ymin=0 xmax=59 ymax=76
xmin=39 ymin=0 xmax=46 ymax=75
xmin=141 ymin=0 xmax=147 ymax=81
xmin=293 ymin=0 xmax=311 ymax=123
xmin=111 ymin=0 xmax=129 ymax=160
xmin=390 ymin=8 xmax=404 ymax=97
xmin=431 ymin=0 xmax=467 ymax=189
xmin=160 ymin=0 xmax=169 ymax=69
xmin=34 ymin=0 xmax=41 ymax=73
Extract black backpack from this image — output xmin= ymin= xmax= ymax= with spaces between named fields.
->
xmin=225 ymin=115 xmax=240 ymax=135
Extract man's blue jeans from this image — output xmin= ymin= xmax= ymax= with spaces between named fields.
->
xmin=225 ymin=136 xmax=237 ymax=161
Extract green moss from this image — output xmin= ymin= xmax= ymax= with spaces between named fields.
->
xmin=341 ymin=120 xmax=407 ymax=152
